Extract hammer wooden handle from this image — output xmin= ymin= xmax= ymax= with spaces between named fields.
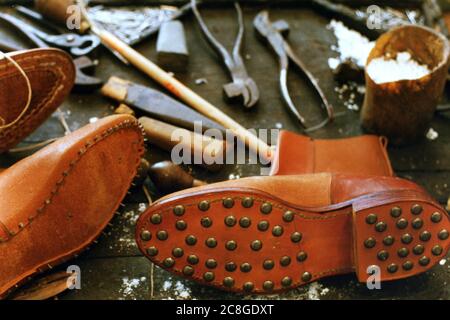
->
xmin=149 ymin=161 xmax=207 ymax=195
xmin=93 ymin=28 xmax=273 ymax=161
xmin=139 ymin=116 xmax=225 ymax=171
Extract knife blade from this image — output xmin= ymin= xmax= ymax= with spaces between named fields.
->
xmin=101 ymin=76 xmax=225 ymax=133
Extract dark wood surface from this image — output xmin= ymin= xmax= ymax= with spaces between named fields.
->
xmin=0 ymin=1 xmax=425 ymax=7
xmin=0 ymin=3 xmax=449 ymax=300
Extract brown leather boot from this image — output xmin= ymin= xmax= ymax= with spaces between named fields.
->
xmin=136 ymin=174 xmax=449 ymax=294
xmin=0 ymin=114 xmax=144 ymax=298
xmin=0 ymin=48 xmax=75 ymax=153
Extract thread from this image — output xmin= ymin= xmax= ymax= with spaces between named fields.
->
xmin=0 ymin=50 xmax=33 ymax=130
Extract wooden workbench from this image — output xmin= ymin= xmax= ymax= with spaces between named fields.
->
xmin=0 ymin=3 xmax=449 ymax=300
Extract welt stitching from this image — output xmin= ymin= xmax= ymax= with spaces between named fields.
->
xmin=0 ymin=221 xmax=9 ymax=242
xmin=0 ymin=53 xmax=69 ymax=72
xmin=0 ymin=54 xmax=70 ymax=141
xmin=159 ymin=196 xmax=350 ymax=221
xmin=327 ymin=175 xmax=332 ymax=206
xmin=4 ymin=119 xmax=144 ymax=239
xmin=0 ymin=69 xmax=59 ymax=134
xmin=314 ymin=267 xmax=354 ymax=277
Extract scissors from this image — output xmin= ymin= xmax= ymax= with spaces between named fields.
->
xmin=0 ymin=11 xmax=100 ymax=57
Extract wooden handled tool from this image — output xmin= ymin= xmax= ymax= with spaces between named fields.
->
xmin=139 ymin=116 xmax=226 ymax=172
xmin=36 ymin=0 xmax=91 ymax=33
xmin=134 ymin=158 xmax=207 ymax=194
xmin=10 ymin=271 xmax=77 ymax=300
xmin=102 ymin=76 xmax=224 ymax=133
xmin=149 ymin=161 xmax=207 ymax=195
xmin=89 ymin=26 xmax=273 ymax=161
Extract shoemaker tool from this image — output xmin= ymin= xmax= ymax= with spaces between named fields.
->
xmin=149 ymin=161 xmax=207 ymax=195
xmin=131 ymin=158 xmax=208 ymax=194
xmin=89 ymin=2 xmax=196 ymax=46
xmin=79 ymin=0 xmax=271 ymax=160
xmin=101 ymin=77 xmax=225 ymax=134
xmin=157 ymin=20 xmax=189 ymax=72
xmin=139 ymin=116 xmax=226 ymax=172
xmin=10 ymin=7 xmax=100 ymax=57
xmin=254 ymin=11 xmax=334 ymax=131
xmin=0 ymin=11 xmax=102 ymax=91
xmin=82 ymin=2 xmax=375 ymax=163
xmin=310 ymin=0 xmax=385 ymax=40
xmin=191 ymin=0 xmax=259 ymax=109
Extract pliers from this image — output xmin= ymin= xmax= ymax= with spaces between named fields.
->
xmin=254 ymin=11 xmax=334 ymax=131
xmin=191 ymin=0 xmax=259 ymax=108
xmin=0 ymin=12 xmax=103 ymax=91
xmin=0 ymin=11 xmax=100 ymax=57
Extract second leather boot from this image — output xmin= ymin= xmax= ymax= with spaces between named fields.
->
xmin=136 ymin=174 xmax=449 ymax=294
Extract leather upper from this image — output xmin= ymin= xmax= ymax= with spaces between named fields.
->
xmin=270 ymin=131 xmax=394 ymax=177
xmin=0 ymin=48 xmax=75 ymax=153
xmin=155 ymin=173 xmax=426 ymax=209
xmin=330 ymin=174 xmax=426 ymax=204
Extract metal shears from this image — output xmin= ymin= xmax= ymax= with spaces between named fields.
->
xmin=254 ymin=11 xmax=334 ymax=131
xmin=192 ymin=0 xmax=259 ymax=109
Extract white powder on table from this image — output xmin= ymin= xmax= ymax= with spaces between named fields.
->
xmin=426 ymin=128 xmax=439 ymax=141
xmin=366 ymin=51 xmax=431 ymax=84
xmin=327 ymin=20 xmax=375 ymax=69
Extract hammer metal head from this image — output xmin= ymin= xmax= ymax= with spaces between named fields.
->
xmin=72 ymin=56 xmax=103 ymax=93
xmin=272 ymin=19 xmax=290 ymax=36
xmin=156 ymin=20 xmax=189 ymax=72
xmin=254 ymin=11 xmax=290 ymax=38
xmin=223 ymin=78 xmax=259 ymax=108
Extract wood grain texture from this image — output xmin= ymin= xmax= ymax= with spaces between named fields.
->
xmin=0 ymin=4 xmax=448 ymax=300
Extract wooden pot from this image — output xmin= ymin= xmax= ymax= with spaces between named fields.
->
xmin=361 ymin=24 xmax=450 ymax=145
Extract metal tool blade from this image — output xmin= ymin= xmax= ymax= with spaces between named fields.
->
xmin=124 ymin=82 xmax=225 ymax=133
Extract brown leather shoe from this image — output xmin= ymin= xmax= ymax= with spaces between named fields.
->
xmin=0 ymin=48 xmax=75 ymax=153
xmin=136 ymin=174 xmax=449 ymax=294
xmin=0 ymin=114 xmax=144 ymax=298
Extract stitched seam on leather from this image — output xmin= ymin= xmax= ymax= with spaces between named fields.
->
xmin=0 ymin=55 xmax=66 ymax=136
xmin=314 ymin=267 xmax=353 ymax=277
xmin=2 ymin=118 xmax=144 ymax=239
xmin=329 ymin=173 xmax=336 ymax=204
xmin=327 ymin=173 xmax=332 ymax=206
xmin=0 ymin=69 xmax=57 ymax=138
xmin=378 ymin=136 xmax=394 ymax=176
xmin=0 ymin=53 xmax=70 ymax=146
xmin=0 ymin=221 xmax=9 ymax=242
xmin=160 ymin=196 xmax=350 ymax=220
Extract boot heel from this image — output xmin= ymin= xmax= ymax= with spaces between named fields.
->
xmin=352 ymin=195 xmax=449 ymax=283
